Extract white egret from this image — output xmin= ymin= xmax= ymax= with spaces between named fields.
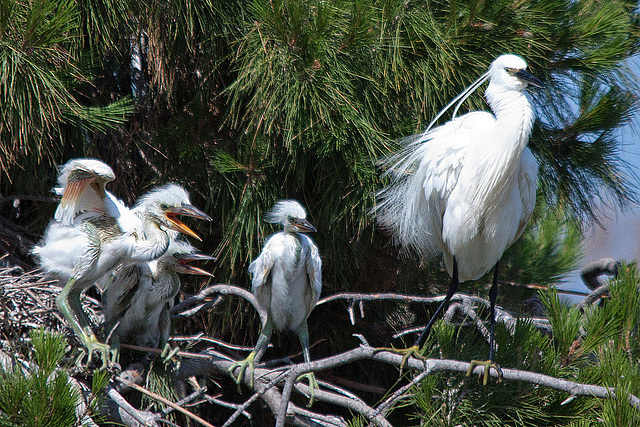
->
xmin=103 ymin=239 xmax=214 ymax=359
xmin=33 ymin=159 xmax=212 ymax=369
xmin=229 ymin=200 xmax=322 ymax=406
xmin=375 ymin=54 xmax=543 ymax=383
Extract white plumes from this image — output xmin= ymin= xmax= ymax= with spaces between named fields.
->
xmin=375 ymin=54 xmax=540 ymax=282
xmin=31 ymin=224 xmax=90 ymax=280
xmin=265 ymin=200 xmax=307 ymax=224
xmin=134 ymin=183 xmax=191 ymax=212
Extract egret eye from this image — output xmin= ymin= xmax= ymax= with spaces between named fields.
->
xmin=287 ymin=215 xmax=295 ymax=222
xmin=160 ymin=203 xmax=169 ymax=210
xmin=173 ymin=252 xmax=181 ymax=259
xmin=505 ymin=67 xmax=518 ymax=75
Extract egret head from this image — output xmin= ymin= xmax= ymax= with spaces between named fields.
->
xmin=156 ymin=240 xmax=215 ymax=276
xmin=265 ymin=200 xmax=316 ymax=233
xmin=136 ymin=184 xmax=212 ymax=240
xmin=489 ymin=54 xmax=543 ymax=91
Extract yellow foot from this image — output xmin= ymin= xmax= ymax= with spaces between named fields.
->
xmin=466 ymin=359 xmax=503 ymax=386
xmin=160 ymin=343 xmax=181 ymax=371
xmin=296 ymin=371 xmax=319 ymax=407
xmin=228 ymin=352 xmax=256 ymax=390
xmin=376 ymin=345 xmax=424 ymax=371
xmin=78 ymin=336 xmax=113 ymax=370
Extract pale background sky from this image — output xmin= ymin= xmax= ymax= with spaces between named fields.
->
xmin=559 ymin=113 xmax=640 ymax=297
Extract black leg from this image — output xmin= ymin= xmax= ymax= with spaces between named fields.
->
xmin=488 ymin=263 xmax=499 ymax=361
xmin=466 ymin=262 xmax=503 ymax=385
xmin=415 ymin=257 xmax=459 ymax=348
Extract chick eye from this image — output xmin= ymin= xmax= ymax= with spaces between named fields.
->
xmin=287 ymin=216 xmax=295 ymax=222
xmin=173 ymin=253 xmax=181 ymax=259
xmin=160 ymin=203 xmax=169 ymax=210
xmin=505 ymin=67 xmax=517 ymax=75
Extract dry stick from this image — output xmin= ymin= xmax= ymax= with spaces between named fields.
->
xmin=445 ymin=302 xmax=491 ymax=343
xmin=203 ymin=394 xmax=252 ymax=420
xmin=156 ymin=386 xmax=208 ymax=419
xmin=292 ymin=381 xmax=391 ymax=427
xmin=23 ymin=288 xmax=67 ymax=325
xmin=107 ymin=387 xmax=158 ymax=427
xmin=119 ymin=343 xmax=215 ymax=361
xmin=221 ymin=369 xmax=291 ymax=427
xmin=171 ymin=334 xmax=258 ymax=352
xmin=169 ymin=334 xmax=640 ymax=424
xmin=253 ymin=345 xmax=640 ymax=412
xmin=114 ymin=377 xmax=215 ymax=427
xmin=369 ymin=348 xmax=640 ymax=409
xmin=318 ymin=291 xmax=488 ymax=306
xmin=375 ymin=370 xmax=431 ymax=417
xmin=276 ymin=376 xmax=296 ymax=427
xmin=172 ymin=284 xmax=267 ymax=325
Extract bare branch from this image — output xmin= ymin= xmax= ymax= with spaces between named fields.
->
xmin=114 ymin=377 xmax=216 ymax=427
xmin=106 ymin=386 xmax=159 ymax=427
xmin=172 ymin=284 xmax=267 ymax=325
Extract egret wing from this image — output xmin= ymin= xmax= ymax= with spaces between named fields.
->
xmin=102 ymin=263 xmax=143 ymax=324
xmin=301 ymin=235 xmax=322 ymax=312
xmin=54 ymin=159 xmax=116 ymax=226
xmin=376 ymin=112 xmax=492 ymax=257
xmin=512 ymin=147 xmax=538 ymax=245
xmin=248 ymin=236 xmax=276 ymax=294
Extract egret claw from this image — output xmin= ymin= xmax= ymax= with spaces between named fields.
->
xmin=376 ymin=345 xmax=424 ymax=372
xmin=160 ymin=343 xmax=181 ymax=368
xmin=466 ymin=359 xmax=503 ymax=386
xmin=80 ymin=337 xmax=112 ymax=370
xmin=228 ymin=352 xmax=256 ymax=391
xmin=296 ymin=372 xmax=319 ymax=407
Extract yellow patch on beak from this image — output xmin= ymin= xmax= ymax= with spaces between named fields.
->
xmin=165 ymin=212 xmax=203 ymax=241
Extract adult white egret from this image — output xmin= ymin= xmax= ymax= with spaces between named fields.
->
xmin=33 ymin=159 xmax=212 ymax=369
xmin=103 ymin=239 xmax=214 ymax=359
xmin=229 ymin=200 xmax=322 ymax=406
xmin=375 ymin=54 xmax=543 ymax=383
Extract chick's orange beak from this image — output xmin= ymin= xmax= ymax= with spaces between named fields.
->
xmin=165 ymin=212 xmax=202 ymax=240
xmin=178 ymin=253 xmax=215 ymax=277
xmin=164 ymin=204 xmax=212 ymax=241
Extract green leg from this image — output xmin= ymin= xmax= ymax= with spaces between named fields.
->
xmin=159 ymin=306 xmax=180 ymax=369
xmin=229 ymin=315 xmax=273 ymax=388
xmin=296 ymin=320 xmax=319 ymax=407
xmin=57 ymin=278 xmax=111 ymax=370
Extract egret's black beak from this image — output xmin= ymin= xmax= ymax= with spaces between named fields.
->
xmin=293 ymin=218 xmax=316 ymax=233
xmin=515 ymin=69 xmax=544 ymax=88
xmin=181 ymin=253 xmax=217 ymax=263
xmin=175 ymin=204 xmax=213 ymax=222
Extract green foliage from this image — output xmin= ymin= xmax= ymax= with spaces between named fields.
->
xmin=502 ymin=202 xmax=583 ymax=285
xmin=405 ymin=263 xmax=640 ymax=425
xmin=3 ymin=0 xmax=637 ymax=290
xmin=0 ymin=0 xmax=132 ymax=196
xmin=203 ymin=0 xmax=639 ymax=287
xmin=0 ymin=330 xmax=82 ymax=427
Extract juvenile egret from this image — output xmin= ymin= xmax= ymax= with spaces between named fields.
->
xmin=229 ymin=200 xmax=322 ymax=406
xmin=375 ymin=54 xmax=543 ymax=382
xmin=103 ymin=239 xmax=214 ymax=359
xmin=33 ymin=159 xmax=212 ymax=369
